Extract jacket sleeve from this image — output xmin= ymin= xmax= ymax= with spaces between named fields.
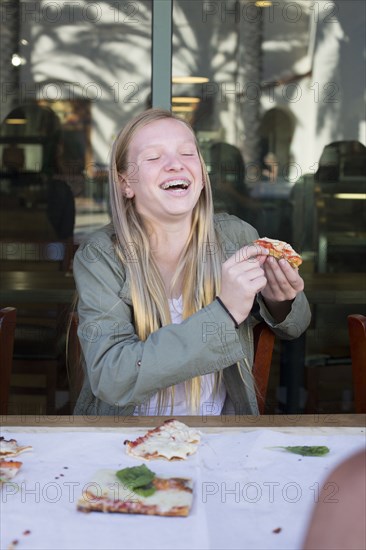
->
xmin=256 ymin=293 xmax=311 ymax=340
xmin=73 ymin=234 xmax=245 ymax=409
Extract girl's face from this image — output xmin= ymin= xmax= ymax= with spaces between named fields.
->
xmin=121 ymin=118 xmax=204 ymax=225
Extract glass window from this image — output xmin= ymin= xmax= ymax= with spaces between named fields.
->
xmin=172 ymin=0 xmax=366 ymax=413
xmin=1 ymin=0 xmax=365 ymax=415
xmin=1 ymin=0 xmax=152 ymax=242
xmin=0 ymin=0 xmax=152 ymax=415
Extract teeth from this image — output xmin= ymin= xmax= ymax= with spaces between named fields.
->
xmin=161 ymin=180 xmax=189 ymax=190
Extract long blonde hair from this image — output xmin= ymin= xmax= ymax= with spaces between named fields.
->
xmin=109 ymin=108 xmax=223 ymax=413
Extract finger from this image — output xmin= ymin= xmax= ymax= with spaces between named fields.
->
xmin=278 ymin=258 xmax=298 ymax=272
xmin=245 ymin=266 xmax=266 ymax=282
xmin=263 ymin=256 xmax=284 ymax=286
xmin=265 ymin=256 xmax=291 ymax=276
xmin=277 ymin=259 xmax=304 ymax=289
xmin=229 ymin=259 xmax=264 ymax=276
xmin=254 ymin=275 xmax=268 ymax=293
xmin=227 ymin=261 xmax=266 ymax=286
xmin=264 ymin=257 xmax=294 ymax=291
xmin=240 ymin=244 xmax=269 ymax=262
xmin=247 ymin=273 xmax=267 ymax=293
xmin=225 ymin=244 xmax=269 ymax=267
xmin=257 ymin=254 xmax=268 ymax=266
xmin=265 ymin=257 xmax=303 ymax=293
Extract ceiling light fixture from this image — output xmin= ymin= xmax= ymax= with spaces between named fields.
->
xmin=172 ymin=97 xmax=201 ymax=104
xmin=171 ymin=105 xmax=196 ymax=113
xmin=11 ymin=53 xmax=26 ymax=66
xmin=255 ymin=1 xmax=272 ymax=7
xmin=172 ymin=76 xmax=209 ymax=84
xmin=5 ymin=108 xmax=27 ymax=124
xmin=5 ymin=118 xmax=27 ymax=124
xmin=334 ymin=193 xmax=366 ymax=200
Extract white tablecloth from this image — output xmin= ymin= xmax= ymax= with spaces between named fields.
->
xmin=1 ymin=426 xmax=365 ymax=550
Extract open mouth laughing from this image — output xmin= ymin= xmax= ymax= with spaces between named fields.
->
xmin=159 ymin=179 xmax=191 ymax=192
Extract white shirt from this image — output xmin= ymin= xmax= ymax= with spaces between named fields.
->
xmin=136 ymin=295 xmax=227 ymax=416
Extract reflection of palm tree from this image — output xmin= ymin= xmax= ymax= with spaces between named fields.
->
xmin=21 ymin=0 xmax=265 ymax=166
xmin=174 ymin=0 xmax=263 ymax=166
xmin=173 ymin=1 xmax=237 ymax=131
xmin=30 ymin=1 xmax=152 ymax=160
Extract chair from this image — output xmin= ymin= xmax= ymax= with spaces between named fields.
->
xmin=347 ymin=314 xmax=366 ymax=413
xmin=0 ymin=307 xmax=17 ymax=415
xmin=252 ymin=322 xmax=275 ymax=414
xmin=67 ymin=316 xmax=275 ymax=415
xmin=67 ymin=311 xmax=83 ymax=407
xmin=1 ymin=241 xmax=78 ymax=414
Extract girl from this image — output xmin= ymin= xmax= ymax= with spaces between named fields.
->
xmin=73 ymin=108 xmax=310 ymax=416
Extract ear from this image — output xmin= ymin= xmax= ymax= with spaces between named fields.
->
xmin=118 ymin=173 xmax=135 ymax=198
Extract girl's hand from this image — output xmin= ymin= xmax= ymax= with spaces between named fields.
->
xmin=261 ymin=256 xmax=304 ymax=302
xmin=218 ymin=245 xmax=269 ymax=325
xmin=260 ymin=256 xmax=305 ymax=322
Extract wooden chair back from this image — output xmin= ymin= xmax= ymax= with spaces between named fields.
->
xmin=68 ymin=315 xmax=275 ymax=415
xmin=253 ymin=321 xmax=275 ymax=414
xmin=67 ymin=312 xmax=84 ymax=406
xmin=347 ymin=314 xmax=366 ymax=413
xmin=0 ymin=307 xmax=17 ymax=415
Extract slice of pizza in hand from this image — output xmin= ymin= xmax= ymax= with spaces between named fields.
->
xmin=77 ymin=465 xmax=193 ymax=517
xmin=0 ymin=460 xmax=23 ymax=483
xmin=254 ymin=237 xmax=302 ymax=269
xmin=124 ymin=419 xmax=201 ymax=461
xmin=0 ymin=437 xmax=33 ymax=458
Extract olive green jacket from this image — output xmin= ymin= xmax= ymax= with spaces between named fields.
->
xmin=73 ymin=213 xmax=311 ymax=416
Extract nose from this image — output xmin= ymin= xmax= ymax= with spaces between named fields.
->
xmin=163 ymin=152 xmax=184 ymax=171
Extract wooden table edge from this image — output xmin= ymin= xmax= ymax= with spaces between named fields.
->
xmin=1 ymin=414 xmax=365 ymax=428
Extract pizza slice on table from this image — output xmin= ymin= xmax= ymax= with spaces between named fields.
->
xmin=0 ymin=460 xmax=23 ymax=483
xmin=124 ymin=419 xmax=201 ymax=461
xmin=0 ymin=437 xmax=33 ymax=458
xmin=77 ymin=465 xmax=193 ymax=517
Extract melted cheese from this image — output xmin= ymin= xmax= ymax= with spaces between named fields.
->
xmin=127 ymin=421 xmax=201 ymax=460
